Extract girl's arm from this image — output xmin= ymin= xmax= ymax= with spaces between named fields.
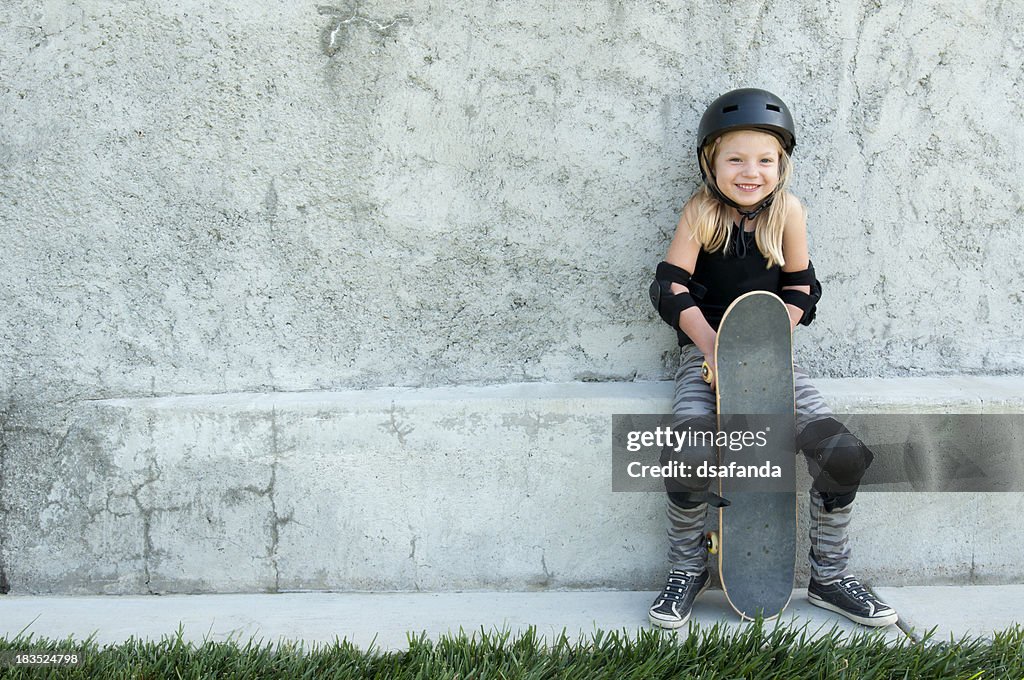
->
xmin=664 ymin=197 xmax=718 ymax=377
xmin=780 ymin=196 xmax=812 ymax=330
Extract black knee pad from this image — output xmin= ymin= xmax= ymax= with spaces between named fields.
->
xmin=800 ymin=417 xmax=874 ymax=496
xmin=667 ymin=491 xmax=705 ymax=510
xmin=817 ymin=434 xmax=873 ymax=486
xmin=660 ymin=444 xmax=716 ymax=498
xmin=667 ymin=490 xmax=731 ymax=509
xmin=818 ymin=489 xmax=857 ymax=512
xmin=659 ymin=416 xmax=717 ymax=497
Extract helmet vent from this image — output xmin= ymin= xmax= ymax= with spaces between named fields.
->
xmin=722 ymin=105 xmax=739 ymax=113
xmin=766 ymin=104 xmax=781 ymax=112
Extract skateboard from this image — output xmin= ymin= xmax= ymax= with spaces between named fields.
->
xmin=705 ymin=291 xmax=797 ymax=621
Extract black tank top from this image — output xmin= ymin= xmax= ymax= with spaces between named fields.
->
xmin=676 ymin=223 xmax=781 ymax=346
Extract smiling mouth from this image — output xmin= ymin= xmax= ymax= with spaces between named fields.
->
xmin=736 ymin=184 xmax=761 ymax=191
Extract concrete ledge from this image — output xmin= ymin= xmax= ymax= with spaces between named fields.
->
xmin=4 ymin=377 xmax=1024 ymax=594
xmin=811 ymin=375 xmax=1024 ymax=413
xmin=77 ymin=375 xmax=1024 ymax=413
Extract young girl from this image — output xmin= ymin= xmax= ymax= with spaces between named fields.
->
xmin=647 ymin=88 xmax=898 ymax=629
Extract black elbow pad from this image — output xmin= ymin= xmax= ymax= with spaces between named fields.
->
xmin=650 ymin=262 xmax=697 ymax=330
xmin=780 ymin=260 xmax=823 ymax=326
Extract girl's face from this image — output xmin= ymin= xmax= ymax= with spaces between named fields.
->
xmin=711 ymin=130 xmax=783 ymax=208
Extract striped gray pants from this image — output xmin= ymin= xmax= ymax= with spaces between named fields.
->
xmin=666 ymin=344 xmax=852 ymax=582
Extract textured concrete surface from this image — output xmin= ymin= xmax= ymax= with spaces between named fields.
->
xmin=5 ymin=585 xmax=1022 ymax=650
xmin=1 ymin=2 xmax=1022 ymax=400
xmin=0 ymin=589 xmax=904 ymax=650
xmin=875 ymin=585 xmax=1024 ymax=641
xmin=1 ymin=1 xmax=1023 ymax=598
xmin=2 ymin=378 xmax=1023 ymax=595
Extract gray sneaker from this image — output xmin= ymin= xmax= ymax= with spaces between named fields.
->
xmin=648 ymin=569 xmax=710 ymax=629
xmin=808 ymin=575 xmax=898 ymax=627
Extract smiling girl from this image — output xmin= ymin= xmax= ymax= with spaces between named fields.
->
xmin=646 ymin=89 xmax=898 ymax=629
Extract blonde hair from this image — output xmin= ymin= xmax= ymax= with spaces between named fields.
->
xmin=692 ymin=132 xmax=796 ymax=269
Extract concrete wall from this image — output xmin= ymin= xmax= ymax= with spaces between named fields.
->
xmin=1 ymin=0 xmax=1022 ymax=594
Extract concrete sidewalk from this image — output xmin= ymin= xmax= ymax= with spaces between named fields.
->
xmin=2 ymin=585 xmax=1022 ymax=651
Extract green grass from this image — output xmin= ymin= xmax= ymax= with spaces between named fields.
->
xmin=2 ymin=622 xmax=1022 ymax=679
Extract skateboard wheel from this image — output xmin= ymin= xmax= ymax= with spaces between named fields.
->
xmin=706 ymin=531 xmax=719 ymax=555
xmin=701 ymin=361 xmax=713 ymax=384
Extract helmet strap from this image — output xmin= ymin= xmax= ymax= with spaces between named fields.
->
xmin=732 ymin=197 xmax=772 ymax=258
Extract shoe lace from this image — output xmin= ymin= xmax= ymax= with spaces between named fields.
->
xmin=839 ymin=576 xmax=874 ymax=602
xmin=660 ymin=571 xmax=695 ymax=603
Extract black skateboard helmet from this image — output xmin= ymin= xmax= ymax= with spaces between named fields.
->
xmin=697 ymin=88 xmax=796 ymax=155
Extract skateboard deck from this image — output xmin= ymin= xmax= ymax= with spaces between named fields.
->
xmin=710 ymin=291 xmax=797 ymax=621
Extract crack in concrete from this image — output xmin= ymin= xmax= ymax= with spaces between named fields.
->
xmin=104 ymin=492 xmax=136 ymax=519
xmin=969 ymin=500 xmax=978 ymax=584
xmin=0 ymin=403 xmax=9 ymax=594
xmin=211 ymin=412 xmax=296 ymax=593
xmin=138 ymin=416 xmax=157 ymax=593
xmin=849 ymin=16 xmax=867 ymax=163
xmin=267 ymin=462 xmax=285 ymax=593
xmin=753 ymin=0 xmax=771 ymax=51
xmin=538 ymin=552 xmax=554 ymax=588
xmin=317 ymin=3 xmax=412 ymax=57
xmin=407 ymin=524 xmax=421 ymax=591
xmin=131 ymin=414 xmax=187 ymax=595
xmin=268 ymin=409 xmax=284 ymax=592
xmin=18 ymin=17 xmax=82 ymax=58
xmin=385 ymin=404 xmax=414 ymax=445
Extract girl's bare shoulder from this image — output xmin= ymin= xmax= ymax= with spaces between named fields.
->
xmin=783 ymin=191 xmax=805 ymax=215
xmin=782 ymin=192 xmax=807 ymax=229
